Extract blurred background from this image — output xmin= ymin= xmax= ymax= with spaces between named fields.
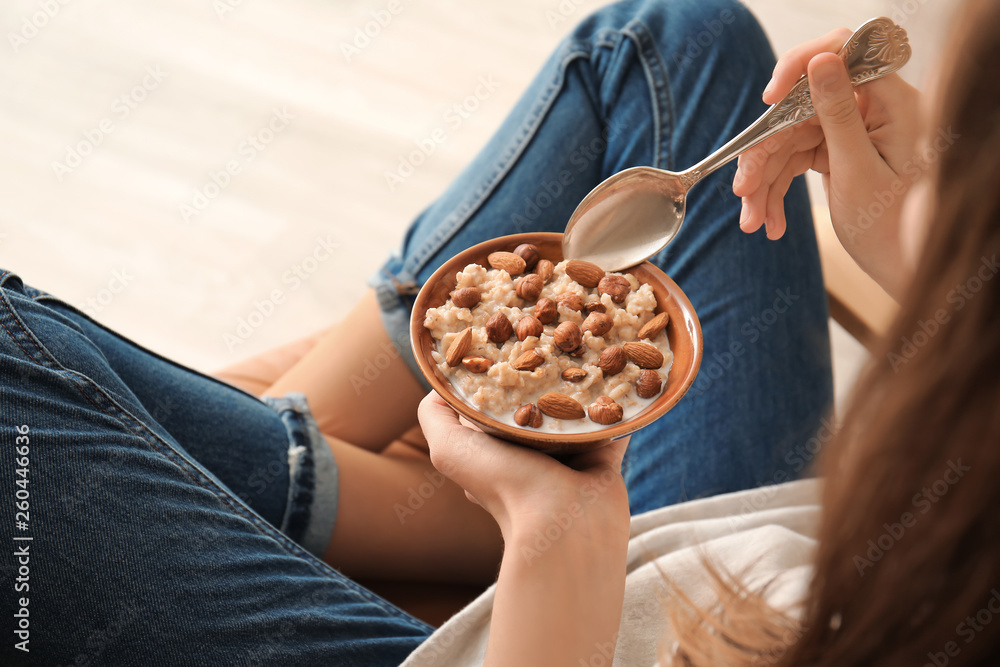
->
xmin=0 ymin=0 xmax=949 ymax=404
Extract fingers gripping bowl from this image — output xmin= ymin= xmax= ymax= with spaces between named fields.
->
xmin=410 ymin=233 xmax=702 ymax=454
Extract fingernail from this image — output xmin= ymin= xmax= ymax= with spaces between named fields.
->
xmin=739 ymin=205 xmax=749 ymax=226
xmin=733 ymin=168 xmax=744 ymax=188
xmin=762 ymin=78 xmax=775 ymax=98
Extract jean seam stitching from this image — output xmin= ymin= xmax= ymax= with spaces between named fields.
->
xmin=623 ymin=20 xmax=674 ymax=170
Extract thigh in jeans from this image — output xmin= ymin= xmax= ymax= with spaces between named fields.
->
xmin=371 ymin=0 xmax=834 ymax=514
xmin=0 ymin=272 xmax=430 ymax=665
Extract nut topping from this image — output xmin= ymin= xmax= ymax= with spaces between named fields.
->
xmin=534 ymin=297 xmax=558 ymax=324
xmin=553 ymin=321 xmax=583 ymax=352
xmin=512 ymin=349 xmax=545 ymax=371
xmin=597 ymin=275 xmax=631 ymax=304
xmin=487 ymin=251 xmax=526 ymax=276
xmin=515 ymin=274 xmax=543 ymax=301
xmin=445 ymin=328 xmax=472 ymax=367
xmin=537 ymin=392 xmax=585 ymax=420
xmin=636 ymin=369 xmax=662 ymax=398
xmin=581 ymin=311 xmax=613 ymax=337
xmin=584 ymin=299 xmax=607 ymax=314
xmin=486 ymin=311 xmax=513 ymax=344
xmin=638 ymin=312 xmax=670 ymax=340
xmin=535 ymin=259 xmax=555 ymax=283
xmin=514 ymin=403 xmax=543 ymax=428
xmin=513 ymin=243 xmax=540 ymax=270
xmin=451 ymin=286 xmax=481 ymax=309
xmin=565 ymin=259 xmax=605 ymax=288
xmin=588 ymin=396 xmax=624 ymax=425
xmin=561 ymin=367 xmax=587 ymax=383
xmin=557 ymin=293 xmax=584 ymax=312
xmin=516 ymin=315 xmax=543 ymax=341
xmin=462 ymin=355 xmax=494 ymax=373
xmin=598 ymin=346 xmax=627 ymax=376
xmin=623 ymin=341 xmax=664 ymax=369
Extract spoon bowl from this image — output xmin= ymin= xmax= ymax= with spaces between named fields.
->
xmin=562 ymin=166 xmax=686 ymax=270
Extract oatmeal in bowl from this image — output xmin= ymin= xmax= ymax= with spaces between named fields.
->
xmin=410 ymin=233 xmax=702 ymax=453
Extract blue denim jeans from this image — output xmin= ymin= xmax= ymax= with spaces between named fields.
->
xmin=1 ymin=0 xmax=831 ymax=664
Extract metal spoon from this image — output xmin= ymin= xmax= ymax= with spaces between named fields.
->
xmin=562 ymin=16 xmax=912 ymax=271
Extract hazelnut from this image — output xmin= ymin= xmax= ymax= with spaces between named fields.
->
xmin=512 ymin=349 xmax=545 ymax=371
xmin=451 ymin=287 xmax=481 ymax=309
xmin=516 ymin=315 xmax=543 ymax=341
xmin=581 ymin=311 xmax=613 ymax=337
xmin=462 ymin=355 xmax=493 ymax=374
xmin=534 ymin=297 xmax=558 ymax=324
xmin=637 ymin=370 xmax=662 ymax=398
xmin=535 ymin=259 xmax=555 ymax=283
xmin=557 ymin=293 xmax=584 ymax=312
xmin=513 ymin=243 xmax=540 ymax=270
xmin=588 ymin=396 xmax=624 ymax=425
xmin=584 ymin=299 xmax=607 ymax=314
xmin=486 ymin=311 xmax=513 ymax=344
xmin=553 ymin=321 xmax=582 ymax=352
xmin=514 ymin=403 xmax=543 ymax=428
xmin=598 ymin=346 xmax=627 ymax=376
xmin=561 ymin=367 xmax=587 ymax=383
xmin=515 ymin=274 xmax=543 ymax=301
xmin=598 ymin=275 xmax=631 ymax=304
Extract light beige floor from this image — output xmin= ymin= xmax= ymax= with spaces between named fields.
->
xmin=0 ymin=0 xmax=946 ymax=404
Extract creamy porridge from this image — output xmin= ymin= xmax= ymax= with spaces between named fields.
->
xmin=423 ymin=245 xmax=673 ymax=433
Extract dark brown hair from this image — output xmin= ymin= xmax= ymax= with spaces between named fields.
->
xmin=668 ymin=0 xmax=1000 ymax=663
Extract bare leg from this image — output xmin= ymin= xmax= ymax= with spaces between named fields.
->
xmin=264 ymin=290 xmax=426 ymax=452
xmin=214 ymin=291 xmax=503 ymax=588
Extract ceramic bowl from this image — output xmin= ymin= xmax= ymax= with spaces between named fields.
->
xmin=410 ymin=233 xmax=702 ymax=454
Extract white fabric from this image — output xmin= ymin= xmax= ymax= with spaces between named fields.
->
xmin=402 ymin=479 xmax=821 ymax=666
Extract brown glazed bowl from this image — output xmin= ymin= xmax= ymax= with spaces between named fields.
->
xmin=410 ymin=233 xmax=702 ymax=454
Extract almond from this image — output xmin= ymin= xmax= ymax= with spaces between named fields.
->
xmin=565 ymin=259 xmax=605 ymax=288
xmin=514 ymin=403 xmax=543 ymax=428
xmin=513 ymin=243 xmax=540 ymax=270
xmin=535 ymin=259 xmax=555 ymax=283
xmin=450 ymin=286 xmax=481 ymax=309
xmin=515 ymin=274 xmax=543 ymax=301
xmin=588 ymin=396 xmax=624 ymax=425
xmin=623 ymin=341 xmax=664 ymax=369
xmin=537 ymin=392 xmax=585 ymax=420
xmin=534 ymin=297 xmax=558 ymax=324
xmin=445 ymin=328 xmax=472 ymax=367
xmin=487 ymin=251 xmax=526 ymax=276
xmin=561 ymin=367 xmax=587 ymax=383
xmin=553 ymin=321 xmax=582 ymax=352
xmin=581 ymin=311 xmax=613 ymax=337
xmin=597 ymin=275 xmax=631 ymax=304
xmin=636 ymin=369 xmax=662 ymax=398
xmin=638 ymin=312 xmax=670 ymax=340
xmin=516 ymin=315 xmax=543 ymax=341
xmin=598 ymin=346 xmax=627 ymax=376
xmin=557 ymin=293 xmax=584 ymax=312
xmin=512 ymin=349 xmax=545 ymax=371
xmin=462 ymin=355 xmax=493 ymax=374
xmin=485 ymin=311 xmax=513 ymax=344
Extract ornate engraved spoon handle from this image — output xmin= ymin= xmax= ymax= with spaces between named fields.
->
xmin=679 ymin=17 xmax=912 ymax=188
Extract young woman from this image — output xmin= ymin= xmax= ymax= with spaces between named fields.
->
xmin=2 ymin=0 xmax=991 ymax=664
